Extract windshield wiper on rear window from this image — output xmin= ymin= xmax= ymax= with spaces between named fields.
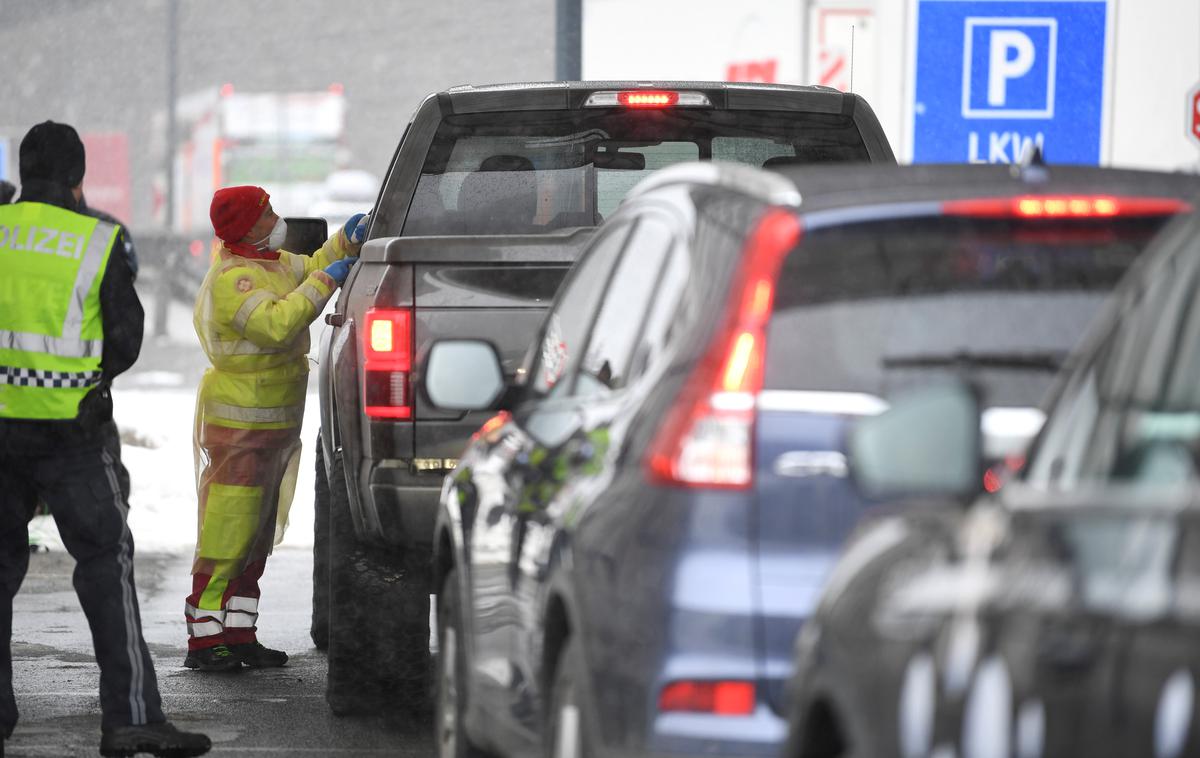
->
xmin=882 ymin=351 xmax=1067 ymax=372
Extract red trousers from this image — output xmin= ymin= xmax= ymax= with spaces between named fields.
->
xmin=186 ymin=424 xmax=300 ymax=651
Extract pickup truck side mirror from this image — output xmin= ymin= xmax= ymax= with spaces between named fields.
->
xmin=425 ymin=339 xmax=506 ymax=411
xmin=282 ymin=217 xmax=329 ymax=256
xmin=850 ymin=382 xmax=983 ymax=502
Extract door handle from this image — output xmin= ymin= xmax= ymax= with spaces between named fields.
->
xmin=325 ymin=313 xmax=345 ymax=327
xmin=773 ymin=451 xmax=849 ymax=479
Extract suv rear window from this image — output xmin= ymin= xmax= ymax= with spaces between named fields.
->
xmin=764 ymin=213 xmax=1178 ymax=408
xmin=400 ymin=109 xmax=869 ymax=236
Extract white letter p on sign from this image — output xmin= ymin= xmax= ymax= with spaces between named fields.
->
xmin=988 ymin=30 xmax=1035 ymax=107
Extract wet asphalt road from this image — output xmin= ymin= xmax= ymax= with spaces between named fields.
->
xmin=7 ymin=546 xmax=436 ymax=757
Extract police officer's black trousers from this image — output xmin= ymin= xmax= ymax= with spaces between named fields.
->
xmin=0 ymin=421 xmax=164 ymax=736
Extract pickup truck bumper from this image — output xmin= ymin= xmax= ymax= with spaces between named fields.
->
xmin=366 ymin=462 xmax=443 ymax=550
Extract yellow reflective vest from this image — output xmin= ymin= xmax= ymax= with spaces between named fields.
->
xmin=0 ymin=202 xmax=118 ymax=420
xmin=194 ymin=231 xmax=355 ymax=430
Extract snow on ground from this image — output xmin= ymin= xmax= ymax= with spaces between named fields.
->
xmin=29 ymin=288 xmax=328 ymax=555
xmin=30 ymin=390 xmax=321 ymax=554
xmin=117 ymin=388 xmax=321 ymax=552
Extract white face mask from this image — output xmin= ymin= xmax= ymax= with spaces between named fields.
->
xmin=255 ymin=218 xmax=288 ymax=251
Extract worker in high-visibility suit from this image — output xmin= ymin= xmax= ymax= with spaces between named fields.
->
xmin=184 ymin=185 xmax=366 ymax=671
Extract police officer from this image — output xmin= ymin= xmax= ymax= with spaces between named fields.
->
xmin=0 ymin=121 xmax=210 ymax=757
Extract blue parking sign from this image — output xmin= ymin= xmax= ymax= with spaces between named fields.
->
xmin=911 ymin=0 xmax=1111 ymax=165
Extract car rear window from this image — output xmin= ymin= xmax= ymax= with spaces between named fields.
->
xmin=764 ymin=213 xmax=1178 ymax=408
xmin=400 ymin=109 xmax=869 ymax=236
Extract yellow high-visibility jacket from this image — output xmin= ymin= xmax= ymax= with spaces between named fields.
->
xmin=193 ymin=231 xmax=355 ymax=431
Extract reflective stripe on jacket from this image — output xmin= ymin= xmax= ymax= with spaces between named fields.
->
xmin=193 ymin=231 xmax=352 ymax=430
xmin=0 ymin=202 xmax=117 ymax=420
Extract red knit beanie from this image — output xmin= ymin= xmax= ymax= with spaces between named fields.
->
xmin=210 ymin=186 xmax=269 ymax=242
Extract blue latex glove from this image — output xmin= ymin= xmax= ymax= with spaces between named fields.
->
xmin=343 ymin=213 xmax=370 ymax=244
xmin=323 ymin=256 xmax=358 ymax=285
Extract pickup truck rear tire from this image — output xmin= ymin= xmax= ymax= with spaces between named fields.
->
xmin=311 ymin=438 xmax=331 ymax=651
xmin=324 ymin=446 xmax=432 ymax=716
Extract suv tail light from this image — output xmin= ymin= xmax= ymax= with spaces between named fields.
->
xmin=942 ymin=196 xmax=1191 ymax=219
xmin=659 ymin=680 xmax=755 ymax=716
xmin=363 ymin=307 xmax=412 ymax=420
xmin=646 ymin=209 xmax=802 ymax=489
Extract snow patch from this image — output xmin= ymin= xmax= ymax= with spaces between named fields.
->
xmin=30 ymin=388 xmax=319 ymax=554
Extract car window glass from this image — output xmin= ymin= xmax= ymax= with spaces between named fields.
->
xmin=763 ymin=214 xmax=1174 ymax=408
xmin=395 ymin=109 xmax=869 ymax=237
xmin=1154 ymin=264 xmax=1200 ymax=410
xmin=713 ymin=136 xmax=868 ymax=166
xmin=630 ymin=242 xmax=688 ymax=382
xmin=575 ymin=217 xmax=674 ymax=397
xmin=1098 ymin=251 xmax=1193 ymax=408
xmin=1024 ymin=218 xmax=1200 ymax=491
xmin=596 ymin=144 xmax=699 ymax=218
xmin=530 ymin=224 xmax=629 ymax=397
xmin=1024 ymin=366 xmax=1102 ymax=487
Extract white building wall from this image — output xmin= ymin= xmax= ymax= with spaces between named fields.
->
xmin=1108 ymin=0 xmax=1200 ymax=170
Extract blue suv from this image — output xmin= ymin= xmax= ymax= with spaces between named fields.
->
xmin=425 ymin=161 xmax=1197 ymax=757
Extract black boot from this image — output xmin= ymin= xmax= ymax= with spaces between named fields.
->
xmin=99 ymin=721 xmax=211 ymax=757
xmin=230 ymin=641 xmax=288 ymax=668
xmin=183 ymin=644 xmax=241 ymax=672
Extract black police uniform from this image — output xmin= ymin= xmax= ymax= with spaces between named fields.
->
xmin=0 ymin=122 xmax=208 ymax=757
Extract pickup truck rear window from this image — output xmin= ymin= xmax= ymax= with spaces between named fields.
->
xmin=763 ymin=214 xmax=1177 ymax=408
xmin=399 ymin=109 xmax=869 ymax=236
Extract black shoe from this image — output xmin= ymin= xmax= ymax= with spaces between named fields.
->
xmin=99 ymin=721 xmax=211 ymax=757
xmin=183 ymin=644 xmax=241 ymax=672
xmin=230 ymin=641 xmax=288 ymax=668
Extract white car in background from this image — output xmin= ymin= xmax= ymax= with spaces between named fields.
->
xmin=307 ymin=168 xmax=380 ymax=231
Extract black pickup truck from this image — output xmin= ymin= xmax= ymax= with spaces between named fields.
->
xmin=312 ymin=80 xmax=895 ymax=714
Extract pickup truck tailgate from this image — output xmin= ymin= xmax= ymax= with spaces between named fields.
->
xmin=365 ymin=232 xmax=593 ymax=460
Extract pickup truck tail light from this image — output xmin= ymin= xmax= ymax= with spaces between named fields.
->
xmin=583 ymin=90 xmax=713 ymax=108
xmin=363 ymin=307 xmax=412 ymax=420
xmin=645 ymin=209 xmax=802 ymax=489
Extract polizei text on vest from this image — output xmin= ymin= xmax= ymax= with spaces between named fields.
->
xmin=0 ymin=225 xmax=86 ymax=260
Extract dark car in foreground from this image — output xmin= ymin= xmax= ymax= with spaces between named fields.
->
xmin=427 ymin=161 xmax=1197 ymax=758
xmin=311 ymin=80 xmax=894 ymax=713
xmin=784 ymin=207 xmax=1200 ymax=758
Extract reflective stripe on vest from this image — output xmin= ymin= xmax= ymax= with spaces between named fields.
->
xmin=186 ymin=619 xmax=224 ymax=638
xmin=224 ymin=610 xmax=258 ymax=628
xmin=297 ymin=282 xmax=326 ymax=311
xmin=225 ymin=595 xmax=259 ymax=614
xmin=0 ymin=366 xmax=103 ymax=388
xmin=205 ymin=400 xmax=304 ymax=425
xmin=0 ymin=204 xmax=116 ymax=419
xmin=0 ymin=331 xmax=103 ymax=359
xmin=288 ymin=254 xmax=306 ymax=281
xmin=185 ymin=603 xmax=225 ymax=619
xmin=232 ymin=290 xmax=274 ymax=332
xmin=207 ymin=339 xmax=288 ymax=356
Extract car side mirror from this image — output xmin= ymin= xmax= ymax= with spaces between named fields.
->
xmin=283 ymin=217 xmax=329 ymax=256
xmin=424 ymin=339 xmax=506 ymax=411
xmin=849 ymin=382 xmax=983 ymax=502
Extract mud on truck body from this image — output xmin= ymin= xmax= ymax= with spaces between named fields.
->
xmin=311 ymin=80 xmax=895 ymax=715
